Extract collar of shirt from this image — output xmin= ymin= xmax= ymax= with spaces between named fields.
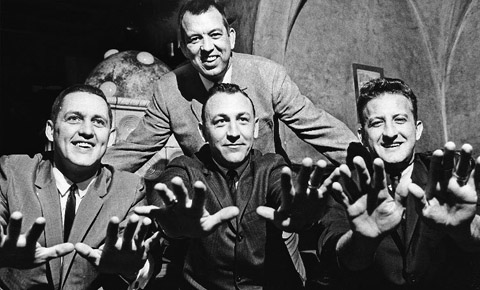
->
xmin=198 ymin=62 xmax=233 ymax=91
xmin=52 ymin=166 xmax=96 ymax=199
xmin=213 ymin=154 xmax=250 ymax=183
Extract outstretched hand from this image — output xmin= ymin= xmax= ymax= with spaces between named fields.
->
xmin=75 ymin=214 xmax=151 ymax=276
xmin=331 ymin=156 xmax=404 ymax=238
xmin=408 ymin=142 xmax=478 ymax=231
xmin=256 ymin=158 xmax=330 ymax=232
xmin=0 ymin=211 xmax=74 ymax=269
xmin=138 ymin=177 xmax=239 ymax=238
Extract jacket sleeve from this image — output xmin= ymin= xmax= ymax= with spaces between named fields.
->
xmin=271 ymin=64 xmax=358 ymax=165
xmin=103 ymin=81 xmax=172 ymax=173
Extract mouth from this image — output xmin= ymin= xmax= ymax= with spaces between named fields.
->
xmin=202 ymin=55 xmax=219 ymax=64
xmin=382 ymin=142 xmax=402 ymax=149
xmin=72 ymin=141 xmax=95 ymax=149
xmin=225 ymin=143 xmax=244 ymax=149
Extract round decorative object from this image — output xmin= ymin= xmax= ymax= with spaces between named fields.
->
xmin=85 ymin=50 xmax=171 ymax=100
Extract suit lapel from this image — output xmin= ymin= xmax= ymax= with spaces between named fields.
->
xmin=180 ymin=66 xmax=208 ymax=123
xmin=235 ymin=162 xmax=255 ymax=224
xmin=35 ymin=158 xmax=63 ymax=290
xmin=61 ymin=168 xmax=109 ymax=286
xmin=405 ymin=157 xmax=428 ymax=251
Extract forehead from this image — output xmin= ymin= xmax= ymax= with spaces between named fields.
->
xmin=363 ymin=93 xmax=414 ymax=119
xmin=204 ymin=92 xmax=253 ymax=118
xmin=182 ymin=7 xmax=225 ymax=32
xmin=60 ymin=92 xmax=109 ymax=116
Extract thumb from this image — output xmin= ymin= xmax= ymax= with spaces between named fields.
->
xmin=204 ymin=206 xmax=239 ymax=232
xmin=75 ymin=243 xmax=101 ymax=266
xmin=50 ymin=243 xmax=75 ymax=257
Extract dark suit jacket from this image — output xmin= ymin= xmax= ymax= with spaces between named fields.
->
xmin=0 ymin=152 xmax=146 ymax=290
xmin=317 ymin=153 xmax=469 ymax=290
xmin=104 ymin=52 xmax=357 ymax=174
xmin=149 ymin=146 xmax=303 ymax=290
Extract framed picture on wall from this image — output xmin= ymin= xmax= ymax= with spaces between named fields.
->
xmin=352 ymin=63 xmax=384 ymax=100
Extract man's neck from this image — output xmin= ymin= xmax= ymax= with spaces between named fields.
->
xmin=384 ymin=153 xmax=415 ymax=176
xmin=54 ymin=159 xmax=99 ymax=184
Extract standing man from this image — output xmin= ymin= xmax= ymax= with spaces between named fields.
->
xmin=103 ymin=0 xmax=357 ymax=173
xmin=318 ymin=77 xmax=480 ymax=289
xmin=140 ymin=83 xmax=329 ymax=289
xmin=0 ymin=84 xmax=150 ymax=289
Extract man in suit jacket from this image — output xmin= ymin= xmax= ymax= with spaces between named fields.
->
xmin=0 ymin=84 xmax=150 ymax=290
xmin=139 ymin=83 xmax=329 ymax=289
xmin=317 ymin=77 xmax=480 ymax=289
xmin=103 ymin=0 xmax=357 ymax=174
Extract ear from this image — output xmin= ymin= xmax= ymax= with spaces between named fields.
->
xmin=415 ymin=120 xmax=423 ymax=141
xmin=253 ymin=118 xmax=259 ymax=139
xmin=45 ymin=120 xmax=54 ymax=143
xmin=198 ymin=122 xmax=207 ymax=143
xmin=229 ymin=27 xmax=236 ymax=50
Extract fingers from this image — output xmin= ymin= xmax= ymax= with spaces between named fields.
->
xmin=280 ymin=167 xmax=294 ymax=213
xmin=75 ymin=243 xmax=101 ymax=265
xmin=455 ymin=143 xmax=473 ymax=186
xmin=171 ymin=177 xmax=188 ymax=206
xmin=337 ymin=164 xmax=357 ymax=202
xmin=368 ymin=158 xmax=386 ymax=213
xmin=256 ymin=206 xmax=275 ymax=221
xmin=191 ymin=181 xmax=207 ymax=213
xmin=331 ymin=181 xmax=350 ymax=208
xmin=204 ymin=206 xmax=239 ymax=232
xmin=25 ymin=217 xmax=46 ymax=247
xmin=134 ymin=217 xmax=151 ymax=249
xmin=353 ymin=156 xmax=371 ymax=195
xmin=121 ymin=215 xmax=140 ymax=251
xmin=296 ymin=158 xmax=313 ymax=195
xmin=104 ymin=217 xmax=120 ymax=250
xmin=408 ymin=182 xmax=427 ymax=214
xmin=5 ymin=211 xmax=22 ymax=246
xmin=133 ymin=205 xmax=161 ymax=217
xmin=442 ymin=141 xmax=456 ymax=181
xmin=153 ymin=183 xmax=177 ymax=208
xmin=46 ymin=243 xmax=75 ymax=259
xmin=309 ymin=160 xmax=326 ymax=187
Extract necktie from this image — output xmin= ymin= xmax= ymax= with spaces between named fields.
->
xmin=64 ymin=183 xmax=77 ymax=242
xmin=389 ymin=173 xmax=400 ymax=196
xmin=226 ymin=170 xmax=238 ymax=199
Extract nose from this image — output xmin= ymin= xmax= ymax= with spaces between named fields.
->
xmin=226 ymin=122 xmax=240 ymax=142
xmin=201 ymin=36 xmax=214 ymax=52
xmin=382 ymin=121 xmax=398 ymax=141
xmin=78 ymin=120 xmax=94 ymax=138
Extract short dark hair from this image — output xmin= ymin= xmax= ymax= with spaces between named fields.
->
xmin=178 ymin=0 xmax=230 ymax=45
xmin=201 ymin=83 xmax=255 ymax=123
xmin=357 ymin=77 xmax=418 ymax=127
xmin=50 ymin=84 xmax=113 ymax=127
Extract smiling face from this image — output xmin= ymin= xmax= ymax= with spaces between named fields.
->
xmin=180 ymin=7 xmax=235 ymax=82
xmin=46 ymin=91 xmax=113 ymax=180
xmin=200 ymin=91 xmax=258 ymax=169
xmin=359 ymin=93 xmax=423 ymax=166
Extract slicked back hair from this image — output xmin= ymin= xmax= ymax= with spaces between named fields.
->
xmin=50 ymin=84 xmax=113 ymax=128
xmin=178 ymin=0 xmax=230 ymax=46
xmin=201 ymin=83 xmax=255 ymax=124
xmin=357 ymin=77 xmax=418 ymax=127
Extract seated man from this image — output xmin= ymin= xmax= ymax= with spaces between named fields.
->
xmin=140 ymin=83 xmax=328 ymax=289
xmin=318 ymin=77 xmax=480 ymax=290
xmin=0 ymin=84 xmax=151 ymax=289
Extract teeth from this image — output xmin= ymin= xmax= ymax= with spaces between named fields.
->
xmin=75 ymin=142 xmax=93 ymax=148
